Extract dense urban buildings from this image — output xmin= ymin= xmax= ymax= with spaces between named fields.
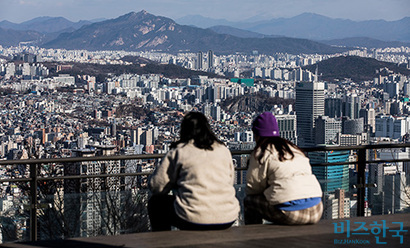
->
xmin=1 ymin=44 xmax=410 ymax=242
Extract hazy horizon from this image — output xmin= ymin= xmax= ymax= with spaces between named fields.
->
xmin=0 ymin=0 xmax=409 ymax=24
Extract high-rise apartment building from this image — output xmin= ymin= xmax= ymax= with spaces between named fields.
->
xmin=207 ymin=50 xmax=214 ymax=70
xmin=64 ymin=146 xmax=122 ymax=237
xmin=196 ymin=51 xmax=203 ymax=70
xmin=295 ymin=81 xmax=325 ymax=147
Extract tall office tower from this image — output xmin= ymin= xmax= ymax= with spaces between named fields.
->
xmin=205 ymin=85 xmax=215 ymax=102
xmin=103 ymin=81 xmax=115 ymax=94
xmin=390 ymin=100 xmax=403 ymax=115
xmin=111 ymin=119 xmax=117 ymax=137
xmin=315 ymin=116 xmax=341 ymax=145
xmin=325 ymin=98 xmax=343 ymax=118
xmin=196 ymin=51 xmax=203 ymax=70
xmin=295 ymin=81 xmax=325 ymax=147
xmin=210 ymin=104 xmax=221 ymax=121
xmin=207 ymin=50 xmax=214 ymax=70
xmin=202 ymin=103 xmax=211 ymax=118
xmin=368 ymin=163 xmax=384 ymax=214
xmin=309 ymin=150 xmax=350 ymax=193
xmin=359 ymin=108 xmax=376 ymax=133
xmin=343 ymin=94 xmax=360 ymax=119
xmin=384 ymin=82 xmax=399 ymax=98
xmin=384 ymin=172 xmax=407 ymax=214
xmin=130 ymin=128 xmax=143 ymax=145
xmin=141 ymin=129 xmax=153 ymax=147
xmin=404 ymin=82 xmax=410 ymax=96
xmin=152 ymin=127 xmax=159 ymax=144
xmin=275 ymin=114 xmax=297 ymax=145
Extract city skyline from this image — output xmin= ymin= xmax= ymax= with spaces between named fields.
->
xmin=0 ymin=0 xmax=409 ymax=24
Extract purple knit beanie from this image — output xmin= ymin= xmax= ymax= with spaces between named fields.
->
xmin=252 ymin=112 xmax=280 ymax=137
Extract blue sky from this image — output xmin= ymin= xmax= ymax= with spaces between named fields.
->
xmin=0 ymin=0 xmax=409 ymax=23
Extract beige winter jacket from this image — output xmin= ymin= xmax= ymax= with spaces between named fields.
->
xmin=246 ymin=144 xmax=322 ymax=205
xmin=150 ymin=140 xmax=240 ymax=224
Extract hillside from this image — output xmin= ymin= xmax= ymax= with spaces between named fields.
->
xmin=220 ymin=93 xmax=294 ymax=113
xmin=303 ymin=56 xmax=410 ymax=82
xmin=44 ymin=59 xmax=220 ymax=82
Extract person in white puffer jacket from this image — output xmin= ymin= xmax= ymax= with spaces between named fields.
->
xmin=149 ymin=112 xmax=240 ymax=231
xmin=245 ymin=112 xmax=323 ymax=225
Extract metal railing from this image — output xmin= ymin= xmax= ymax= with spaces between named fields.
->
xmin=0 ymin=143 xmax=410 ymax=242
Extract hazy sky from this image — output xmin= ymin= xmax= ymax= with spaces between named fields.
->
xmin=1 ymin=0 xmax=409 ymax=23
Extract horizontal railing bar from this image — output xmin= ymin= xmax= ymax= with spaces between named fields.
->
xmin=1 ymin=144 xmax=410 ymax=183
xmin=311 ymin=158 xmax=410 ymax=167
xmin=0 ymin=178 xmax=31 ymax=183
xmin=37 ymin=172 xmax=154 ymax=181
xmin=0 ymin=153 xmax=165 ymax=165
xmin=301 ymin=143 xmax=410 ymax=152
xmin=0 ymin=143 xmax=409 ymax=166
xmin=1 ymin=157 xmax=407 ymax=183
xmin=1 ymin=143 xmax=408 ymax=166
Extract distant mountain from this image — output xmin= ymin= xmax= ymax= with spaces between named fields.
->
xmin=42 ymin=10 xmax=344 ymax=55
xmin=176 ymin=15 xmax=235 ymax=29
xmin=208 ymin=25 xmax=280 ymax=38
xmin=319 ymin=37 xmax=410 ymax=49
xmin=0 ymin=20 xmax=20 ymax=30
xmin=178 ymin=13 xmax=410 ymax=42
xmin=0 ymin=17 xmax=92 ymax=33
xmin=0 ymin=27 xmax=44 ymax=46
xmin=303 ymin=56 xmax=410 ymax=82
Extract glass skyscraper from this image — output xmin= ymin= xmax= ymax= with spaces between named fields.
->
xmin=309 ymin=150 xmax=350 ymax=193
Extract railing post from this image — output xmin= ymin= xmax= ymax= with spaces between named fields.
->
xmin=30 ymin=163 xmax=38 ymax=241
xmin=357 ymin=149 xmax=366 ymax=217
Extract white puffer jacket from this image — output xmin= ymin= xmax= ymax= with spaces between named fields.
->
xmin=246 ymin=144 xmax=322 ymax=205
xmin=150 ymin=140 xmax=240 ymax=224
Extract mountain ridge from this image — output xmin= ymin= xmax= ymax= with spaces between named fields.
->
xmin=177 ymin=13 xmax=410 ymax=42
xmin=41 ymin=11 xmax=344 ymax=55
xmin=0 ymin=16 xmax=92 ymax=33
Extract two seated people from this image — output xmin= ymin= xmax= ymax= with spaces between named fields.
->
xmin=148 ymin=111 xmax=323 ymax=231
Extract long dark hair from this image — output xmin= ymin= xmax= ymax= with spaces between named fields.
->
xmin=171 ymin=112 xmax=223 ymax=150
xmin=255 ymin=136 xmax=305 ymax=163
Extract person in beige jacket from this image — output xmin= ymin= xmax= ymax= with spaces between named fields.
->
xmin=149 ymin=112 xmax=240 ymax=231
xmin=245 ymin=112 xmax=323 ymax=225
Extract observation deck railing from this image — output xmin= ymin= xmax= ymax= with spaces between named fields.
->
xmin=0 ymin=143 xmax=409 ymax=242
